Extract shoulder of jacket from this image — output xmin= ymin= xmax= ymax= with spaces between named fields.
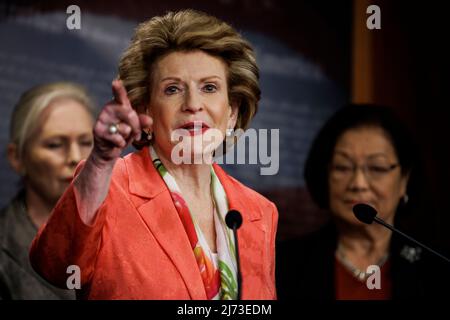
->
xmin=215 ymin=166 xmax=277 ymax=218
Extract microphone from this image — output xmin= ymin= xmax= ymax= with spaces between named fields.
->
xmin=225 ymin=210 xmax=243 ymax=300
xmin=353 ymin=203 xmax=450 ymax=263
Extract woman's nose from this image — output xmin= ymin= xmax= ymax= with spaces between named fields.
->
xmin=182 ymin=89 xmax=203 ymax=113
xmin=348 ymin=167 xmax=370 ymax=191
xmin=67 ymin=143 xmax=82 ymax=166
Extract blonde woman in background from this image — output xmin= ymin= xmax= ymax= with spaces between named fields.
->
xmin=0 ymin=82 xmax=95 ymax=299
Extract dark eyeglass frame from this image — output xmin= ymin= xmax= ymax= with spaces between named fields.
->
xmin=329 ymin=162 xmax=400 ymax=181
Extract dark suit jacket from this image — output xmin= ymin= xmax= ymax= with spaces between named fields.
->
xmin=0 ymin=191 xmax=75 ymax=300
xmin=276 ymin=222 xmax=450 ymax=300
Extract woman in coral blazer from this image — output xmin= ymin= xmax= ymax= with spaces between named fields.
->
xmin=29 ymin=10 xmax=277 ymax=300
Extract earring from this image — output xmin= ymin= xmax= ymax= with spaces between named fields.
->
xmin=146 ymin=130 xmax=153 ymax=140
xmin=226 ymin=128 xmax=233 ymax=137
xmin=403 ymin=194 xmax=409 ymax=204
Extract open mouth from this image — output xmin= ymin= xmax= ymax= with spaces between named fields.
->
xmin=177 ymin=121 xmax=210 ymax=136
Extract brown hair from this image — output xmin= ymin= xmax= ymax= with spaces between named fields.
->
xmin=118 ymin=9 xmax=260 ymax=148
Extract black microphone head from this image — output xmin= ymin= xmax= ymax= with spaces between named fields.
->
xmin=352 ymin=203 xmax=377 ymax=224
xmin=225 ymin=210 xmax=243 ymax=230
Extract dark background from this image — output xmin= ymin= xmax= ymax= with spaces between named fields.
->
xmin=0 ymin=0 xmax=448 ymax=252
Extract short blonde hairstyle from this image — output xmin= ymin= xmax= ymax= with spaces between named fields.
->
xmin=10 ymin=82 xmax=95 ymax=158
xmin=118 ymin=9 xmax=260 ymax=149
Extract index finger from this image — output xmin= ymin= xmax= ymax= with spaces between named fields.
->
xmin=112 ymin=79 xmax=131 ymax=108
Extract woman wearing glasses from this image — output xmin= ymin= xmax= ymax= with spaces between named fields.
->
xmin=277 ymin=104 xmax=446 ymax=299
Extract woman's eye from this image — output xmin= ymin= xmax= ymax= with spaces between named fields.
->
xmin=203 ymin=84 xmax=217 ymax=93
xmin=368 ymin=165 xmax=390 ymax=173
xmin=164 ymin=85 xmax=180 ymax=95
xmin=46 ymin=142 xmax=63 ymax=149
xmin=81 ymin=140 xmax=93 ymax=147
xmin=333 ymin=164 xmax=352 ymax=172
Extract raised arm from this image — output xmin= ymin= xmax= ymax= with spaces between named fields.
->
xmin=29 ymin=80 xmax=152 ymax=288
xmin=75 ymin=79 xmax=152 ymax=225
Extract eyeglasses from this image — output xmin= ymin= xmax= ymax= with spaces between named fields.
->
xmin=329 ymin=161 xmax=399 ymax=182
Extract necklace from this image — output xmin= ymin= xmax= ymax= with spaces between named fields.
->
xmin=335 ymin=243 xmax=389 ymax=282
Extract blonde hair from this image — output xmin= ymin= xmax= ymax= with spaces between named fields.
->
xmin=118 ymin=9 xmax=260 ymax=149
xmin=10 ymin=82 xmax=95 ymax=158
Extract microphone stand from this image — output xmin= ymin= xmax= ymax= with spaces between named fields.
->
xmin=373 ymin=216 xmax=450 ymax=263
xmin=225 ymin=210 xmax=243 ymax=300
xmin=230 ymin=224 xmax=242 ymax=300
xmin=353 ymin=203 xmax=450 ymax=264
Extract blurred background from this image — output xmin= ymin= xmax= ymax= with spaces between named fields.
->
xmin=0 ymin=0 xmax=448 ymax=252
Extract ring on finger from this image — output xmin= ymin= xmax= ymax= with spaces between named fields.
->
xmin=108 ymin=123 xmax=120 ymax=134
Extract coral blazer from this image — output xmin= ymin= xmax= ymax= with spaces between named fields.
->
xmin=29 ymin=147 xmax=278 ymax=299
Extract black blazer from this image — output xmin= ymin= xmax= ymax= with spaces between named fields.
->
xmin=276 ymin=223 xmax=450 ymax=300
xmin=0 ymin=191 xmax=75 ymax=300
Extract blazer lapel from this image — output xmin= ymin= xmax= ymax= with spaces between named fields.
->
xmin=124 ymin=147 xmax=206 ymax=299
xmin=123 ymin=149 xmax=267 ymax=299
xmin=213 ymin=164 xmax=268 ymax=299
